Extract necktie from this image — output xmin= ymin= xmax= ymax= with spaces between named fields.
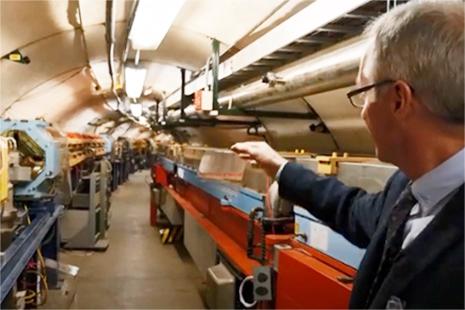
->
xmin=365 ymin=185 xmax=418 ymax=307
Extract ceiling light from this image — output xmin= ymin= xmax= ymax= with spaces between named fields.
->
xmin=125 ymin=65 xmax=147 ymax=99
xmin=130 ymin=102 xmax=143 ymax=118
xmin=129 ymin=0 xmax=185 ymax=50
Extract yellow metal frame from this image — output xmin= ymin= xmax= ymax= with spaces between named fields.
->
xmin=0 ymin=138 xmax=9 ymax=204
xmin=316 ymin=152 xmax=375 ymax=176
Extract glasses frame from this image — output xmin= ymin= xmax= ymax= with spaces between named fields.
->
xmin=347 ymin=79 xmax=396 ymax=108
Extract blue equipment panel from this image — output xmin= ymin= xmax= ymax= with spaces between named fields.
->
xmin=158 ymin=157 xmax=265 ymax=214
xmin=294 ymin=206 xmax=365 ymax=269
xmin=0 ymin=119 xmax=66 ymax=199
xmin=160 ymin=156 xmax=176 ymax=173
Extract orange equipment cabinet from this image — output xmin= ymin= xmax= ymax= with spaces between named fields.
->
xmin=275 ymin=248 xmax=354 ymax=309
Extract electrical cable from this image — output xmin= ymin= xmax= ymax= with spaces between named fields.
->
xmin=15 ymin=206 xmax=28 ymax=219
xmin=239 ymin=275 xmax=257 ymax=308
xmin=24 ymin=206 xmax=49 ymax=306
xmin=23 ymin=270 xmax=48 ymax=305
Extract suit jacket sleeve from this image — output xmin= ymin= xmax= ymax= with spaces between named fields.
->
xmin=279 ymin=162 xmax=400 ymax=248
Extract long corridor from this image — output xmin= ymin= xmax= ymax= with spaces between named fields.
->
xmin=63 ymin=171 xmax=205 ymax=308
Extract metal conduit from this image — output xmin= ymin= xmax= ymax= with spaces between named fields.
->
xmin=165 ymin=56 xmax=359 ymax=123
xmin=217 ymin=58 xmax=359 ymax=109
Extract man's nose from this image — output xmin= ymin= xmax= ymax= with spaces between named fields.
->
xmin=360 ymin=105 xmax=368 ymax=121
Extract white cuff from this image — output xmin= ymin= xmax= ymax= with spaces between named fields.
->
xmin=275 ymin=161 xmax=288 ymax=183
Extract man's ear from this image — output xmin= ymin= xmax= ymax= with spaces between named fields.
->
xmin=392 ymin=80 xmax=414 ymax=119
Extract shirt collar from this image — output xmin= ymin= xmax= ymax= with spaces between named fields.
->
xmin=411 ymin=148 xmax=465 ymax=216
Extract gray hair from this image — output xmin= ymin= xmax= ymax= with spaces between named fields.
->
xmin=364 ymin=0 xmax=464 ymax=123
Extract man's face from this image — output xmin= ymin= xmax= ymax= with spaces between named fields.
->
xmin=357 ymin=53 xmax=398 ymax=163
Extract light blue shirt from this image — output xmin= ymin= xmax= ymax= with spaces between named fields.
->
xmin=403 ymin=148 xmax=465 ymax=249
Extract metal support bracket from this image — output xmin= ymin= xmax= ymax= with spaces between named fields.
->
xmin=219 ymin=108 xmax=317 ymax=120
xmin=316 ymin=152 xmax=372 ymax=175
xmin=212 ymin=39 xmax=220 ymax=112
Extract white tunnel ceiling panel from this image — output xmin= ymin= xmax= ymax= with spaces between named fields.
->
xmin=261 ymin=118 xmax=337 ymax=153
xmin=90 ymin=62 xmax=113 ymax=91
xmin=1 ymin=0 xmax=74 ymax=56
xmin=58 ymin=97 xmax=110 ymax=132
xmin=173 ymin=0 xmax=286 ymax=47
xmin=140 ymin=27 xmax=228 ymax=71
xmin=3 ymin=68 xmax=109 ymax=132
xmin=254 ymin=98 xmax=311 ymax=113
xmin=241 ymin=0 xmax=314 ymax=48
xmin=78 ymin=0 xmax=133 ymax=26
xmin=84 ymin=25 xmax=107 ymax=62
xmin=1 ymin=31 xmax=87 ymax=112
xmin=304 ymin=87 xmax=375 ymax=155
xmin=85 ymin=23 xmax=127 ymax=63
xmin=252 ymin=99 xmax=331 ymax=152
xmin=144 ymin=63 xmax=184 ymax=96
xmin=0 ymin=0 xmax=131 ymax=57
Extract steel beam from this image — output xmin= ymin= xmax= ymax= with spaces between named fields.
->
xmin=152 ymin=118 xmax=260 ymax=130
xmin=212 ymin=39 xmax=220 ymax=111
xmin=262 ymin=53 xmax=301 ymax=60
xmin=180 ymin=68 xmax=186 ymax=119
xmin=318 ymin=24 xmax=360 ymax=35
xmin=296 ymin=37 xmax=334 ymax=45
xmin=219 ymin=109 xmax=317 ymax=120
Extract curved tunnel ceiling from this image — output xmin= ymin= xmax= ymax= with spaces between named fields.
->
xmin=1 ymin=0 xmax=377 ymax=155
xmin=1 ymin=0 xmax=297 ymax=132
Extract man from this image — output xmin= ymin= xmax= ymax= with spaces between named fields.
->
xmin=232 ymin=0 xmax=464 ymax=308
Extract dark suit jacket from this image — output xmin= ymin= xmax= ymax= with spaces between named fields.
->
xmin=279 ymin=162 xmax=464 ymax=309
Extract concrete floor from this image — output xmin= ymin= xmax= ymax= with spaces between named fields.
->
xmin=61 ymin=171 xmax=205 ymax=309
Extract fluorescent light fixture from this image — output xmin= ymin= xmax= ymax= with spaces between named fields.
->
xmin=129 ymin=0 xmax=185 ymax=50
xmin=130 ymin=102 xmax=143 ymax=118
xmin=125 ymin=65 xmax=147 ymax=99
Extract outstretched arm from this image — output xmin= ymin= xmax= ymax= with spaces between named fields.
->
xmin=231 ymin=142 xmax=398 ymax=248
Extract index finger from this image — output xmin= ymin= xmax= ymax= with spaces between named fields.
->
xmin=230 ymin=142 xmax=252 ymax=154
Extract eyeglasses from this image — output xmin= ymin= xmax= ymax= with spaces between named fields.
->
xmin=347 ymin=79 xmax=395 ymax=108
